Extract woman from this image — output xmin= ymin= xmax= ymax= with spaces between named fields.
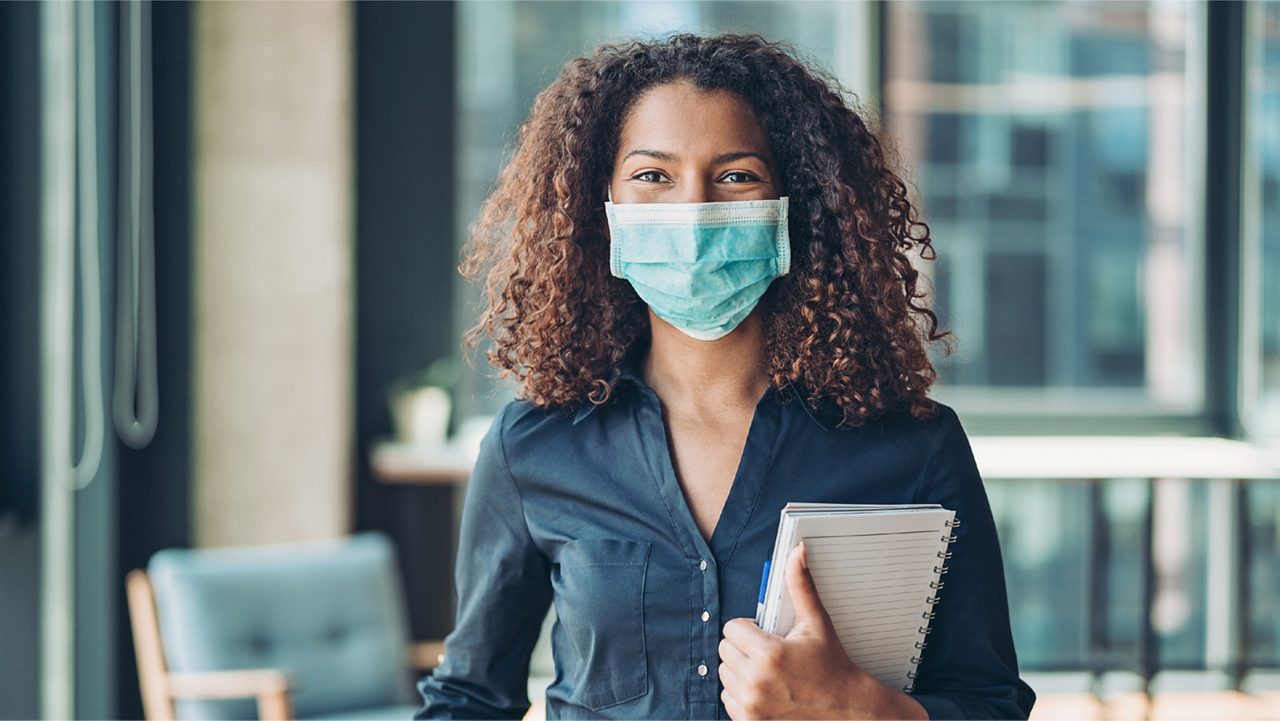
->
xmin=418 ymin=34 xmax=1035 ymax=720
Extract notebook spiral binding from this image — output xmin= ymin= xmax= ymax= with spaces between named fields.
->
xmin=904 ymin=514 xmax=958 ymax=692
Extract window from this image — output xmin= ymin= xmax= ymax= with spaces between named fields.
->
xmin=883 ymin=1 xmax=1204 ymax=416
xmin=1247 ymin=1 xmax=1280 ymax=439
xmin=1243 ymin=6 xmax=1280 ymax=669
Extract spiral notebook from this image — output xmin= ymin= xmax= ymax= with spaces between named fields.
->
xmin=754 ymin=503 xmax=958 ymax=691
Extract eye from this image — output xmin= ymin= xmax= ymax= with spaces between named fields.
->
xmin=719 ymin=171 xmax=762 ymax=184
xmin=630 ymin=170 xmax=669 ymax=183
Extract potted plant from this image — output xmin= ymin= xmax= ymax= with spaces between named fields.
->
xmin=386 ymin=357 xmax=460 ymax=446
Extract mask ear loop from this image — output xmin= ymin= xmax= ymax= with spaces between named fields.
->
xmin=604 ymin=184 xmax=623 ymax=276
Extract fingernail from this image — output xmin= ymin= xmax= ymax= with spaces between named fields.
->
xmin=799 ymin=541 xmax=807 ymax=570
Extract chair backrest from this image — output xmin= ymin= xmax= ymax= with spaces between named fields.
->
xmin=147 ymin=532 xmax=413 ymax=720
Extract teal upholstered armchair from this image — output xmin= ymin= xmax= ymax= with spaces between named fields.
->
xmin=126 ymin=532 xmax=443 ymax=720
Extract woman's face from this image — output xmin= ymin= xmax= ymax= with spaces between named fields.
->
xmin=610 ymin=80 xmax=779 ymax=204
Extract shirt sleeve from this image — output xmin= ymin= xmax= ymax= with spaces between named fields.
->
xmin=415 ymin=404 xmax=554 ymax=720
xmin=907 ymin=405 xmax=1037 ymax=720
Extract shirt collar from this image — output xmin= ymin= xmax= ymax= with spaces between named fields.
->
xmin=572 ymin=344 xmax=835 ymax=432
xmin=785 ymin=382 xmax=838 ymax=432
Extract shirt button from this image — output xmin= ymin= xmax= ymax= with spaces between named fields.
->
xmin=697 ymin=663 xmax=709 ymax=677
xmin=699 ymin=559 xmax=708 ymax=572
xmin=701 ymin=610 xmax=710 ymax=623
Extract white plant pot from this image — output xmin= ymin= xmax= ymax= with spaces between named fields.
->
xmin=391 ymin=386 xmax=452 ymax=445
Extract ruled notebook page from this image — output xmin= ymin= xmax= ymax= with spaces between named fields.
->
xmin=760 ymin=506 xmax=955 ymax=691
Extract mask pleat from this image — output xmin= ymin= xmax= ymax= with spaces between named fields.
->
xmin=605 ymin=197 xmax=790 ymax=341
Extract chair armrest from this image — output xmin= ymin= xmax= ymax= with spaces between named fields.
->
xmin=166 ymin=668 xmax=291 ymax=699
xmin=407 ymin=640 xmax=446 ymax=670
xmin=166 ymin=669 xmax=294 ymax=720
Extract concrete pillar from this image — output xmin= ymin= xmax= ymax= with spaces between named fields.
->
xmin=192 ymin=1 xmax=353 ymax=547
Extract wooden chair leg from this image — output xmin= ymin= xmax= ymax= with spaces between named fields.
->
xmin=256 ymin=686 xmax=294 ymax=721
xmin=126 ymin=570 xmax=177 ymax=721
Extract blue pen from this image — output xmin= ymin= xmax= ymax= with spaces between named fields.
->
xmin=755 ymin=559 xmax=771 ymax=625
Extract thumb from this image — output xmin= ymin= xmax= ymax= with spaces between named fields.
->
xmin=784 ymin=542 xmax=831 ymax=637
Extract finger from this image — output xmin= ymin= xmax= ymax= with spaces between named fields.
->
xmin=718 ymin=636 xmax=758 ymax=697
xmin=785 ymin=542 xmax=831 ymax=636
xmin=719 ymin=635 xmax=750 ymax=667
xmin=717 ymin=656 xmax=744 ymax=693
xmin=722 ymin=617 xmax=776 ymax=657
xmin=722 ymin=687 xmax=746 ymax=721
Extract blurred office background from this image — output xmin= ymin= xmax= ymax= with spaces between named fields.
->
xmin=2 ymin=0 xmax=1279 ymax=719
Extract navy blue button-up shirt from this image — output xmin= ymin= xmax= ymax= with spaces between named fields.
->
xmin=416 ymin=354 xmax=1035 ymax=720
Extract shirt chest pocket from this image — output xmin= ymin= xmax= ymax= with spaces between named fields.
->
xmin=551 ymin=538 xmax=651 ymax=711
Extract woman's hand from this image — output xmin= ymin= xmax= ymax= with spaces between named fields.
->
xmin=718 ymin=543 xmax=930 ymax=720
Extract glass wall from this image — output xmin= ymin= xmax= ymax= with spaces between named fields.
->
xmin=883 ymin=1 xmax=1203 ymax=414
xmin=1248 ymin=483 xmax=1280 ymax=668
xmin=1246 ymin=0 xmax=1280 ymax=670
xmin=990 ymin=477 xmax=1211 ymax=671
xmin=1254 ymin=1 xmax=1280 ymax=438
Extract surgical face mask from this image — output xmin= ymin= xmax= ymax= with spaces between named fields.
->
xmin=604 ymin=195 xmax=791 ymax=341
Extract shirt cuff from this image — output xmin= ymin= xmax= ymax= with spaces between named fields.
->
xmin=908 ymin=692 xmax=966 ymax=720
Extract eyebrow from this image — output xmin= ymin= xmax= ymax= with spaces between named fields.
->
xmin=621 ymin=149 xmax=771 ymax=165
xmin=711 ymin=151 xmax=770 ymax=165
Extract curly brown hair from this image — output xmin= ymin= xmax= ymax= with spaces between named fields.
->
xmin=462 ymin=33 xmax=948 ymax=428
